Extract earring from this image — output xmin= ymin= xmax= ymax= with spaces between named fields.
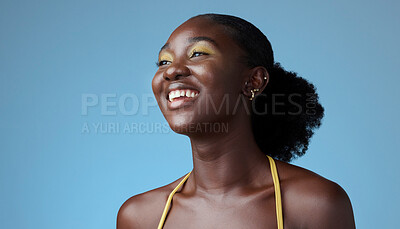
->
xmin=250 ymin=88 xmax=260 ymax=101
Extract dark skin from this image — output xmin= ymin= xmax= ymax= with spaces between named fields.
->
xmin=117 ymin=17 xmax=355 ymax=229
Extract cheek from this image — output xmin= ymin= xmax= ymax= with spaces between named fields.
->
xmin=193 ymin=62 xmax=225 ymax=85
xmin=151 ymin=72 xmax=162 ymax=96
xmin=195 ymin=60 xmax=242 ymax=93
xmin=151 ymin=72 xmax=167 ymax=110
xmin=193 ymin=61 xmax=244 ymax=116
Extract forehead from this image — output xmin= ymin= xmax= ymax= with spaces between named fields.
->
xmin=170 ymin=18 xmax=226 ymax=40
xmin=160 ymin=17 xmax=241 ymax=54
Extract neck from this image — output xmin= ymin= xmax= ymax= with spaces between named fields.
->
xmin=187 ymin=113 xmax=269 ymax=196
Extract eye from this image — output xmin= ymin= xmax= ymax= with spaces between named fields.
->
xmin=190 ymin=50 xmax=208 ymax=58
xmin=156 ymin=60 xmax=171 ymax=67
xmin=191 ymin=52 xmax=205 ymax=57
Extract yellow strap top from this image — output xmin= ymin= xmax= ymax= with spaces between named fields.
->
xmin=157 ymin=155 xmax=283 ymax=229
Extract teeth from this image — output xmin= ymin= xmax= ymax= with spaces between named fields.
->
xmin=168 ymin=89 xmax=199 ymax=102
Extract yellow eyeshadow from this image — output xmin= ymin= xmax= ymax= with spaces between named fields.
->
xmin=189 ymin=45 xmax=215 ymax=56
xmin=159 ymin=53 xmax=173 ymax=62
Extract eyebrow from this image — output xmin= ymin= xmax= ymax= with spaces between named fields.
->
xmin=188 ymin=36 xmax=218 ymax=46
xmin=158 ymin=36 xmax=218 ymax=55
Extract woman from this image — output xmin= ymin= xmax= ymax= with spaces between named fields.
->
xmin=117 ymin=13 xmax=355 ymax=228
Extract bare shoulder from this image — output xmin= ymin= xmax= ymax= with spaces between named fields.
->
xmin=275 ymin=160 xmax=356 ymax=229
xmin=116 ymin=174 xmax=188 ymax=229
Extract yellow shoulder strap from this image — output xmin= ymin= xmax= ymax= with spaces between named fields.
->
xmin=267 ymin=155 xmax=284 ymax=229
xmin=157 ymin=171 xmax=192 ymax=229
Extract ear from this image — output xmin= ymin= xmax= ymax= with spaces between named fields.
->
xmin=242 ymin=66 xmax=269 ymax=98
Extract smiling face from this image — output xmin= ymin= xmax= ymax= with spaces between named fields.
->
xmin=152 ymin=17 xmax=251 ymax=135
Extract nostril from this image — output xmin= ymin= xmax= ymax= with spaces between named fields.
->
xmin=163 ymin=74 xmax=171 ymax=81
xmin=163 ymin=63 xmax=190 ymax=81
xmin=164 ymin=74 xmax=185 ymax=81
xmin=174 ymin=74 xmax=183 ymax=80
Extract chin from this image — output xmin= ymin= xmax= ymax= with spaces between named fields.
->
xmin=166 ymin=114 xmax=230 ymax=136
xmin=166 ymin=115 xmax=195 ymax=135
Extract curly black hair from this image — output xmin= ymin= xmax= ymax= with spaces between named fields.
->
xmin=191 ymin=13 xmax=325 ymax=162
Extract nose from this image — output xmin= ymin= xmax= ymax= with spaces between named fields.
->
xmin=163 ymin=62 xmax=190 ymax=81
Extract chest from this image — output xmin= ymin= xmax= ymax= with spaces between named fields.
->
xmin=162 ymin=195 xmax=279 ymax=229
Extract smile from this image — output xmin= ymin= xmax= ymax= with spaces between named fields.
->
xmin=168 ymin=89 xmax=199 ymax=102
xmin=167 ymin=89 xmax=200 ymax=110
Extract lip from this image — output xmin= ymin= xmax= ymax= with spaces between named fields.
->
xmin=165 ymin=83 xmax=200 ymax=110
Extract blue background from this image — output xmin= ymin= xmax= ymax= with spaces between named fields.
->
xmin=1 ymin=0 xmax=399 ymax=228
